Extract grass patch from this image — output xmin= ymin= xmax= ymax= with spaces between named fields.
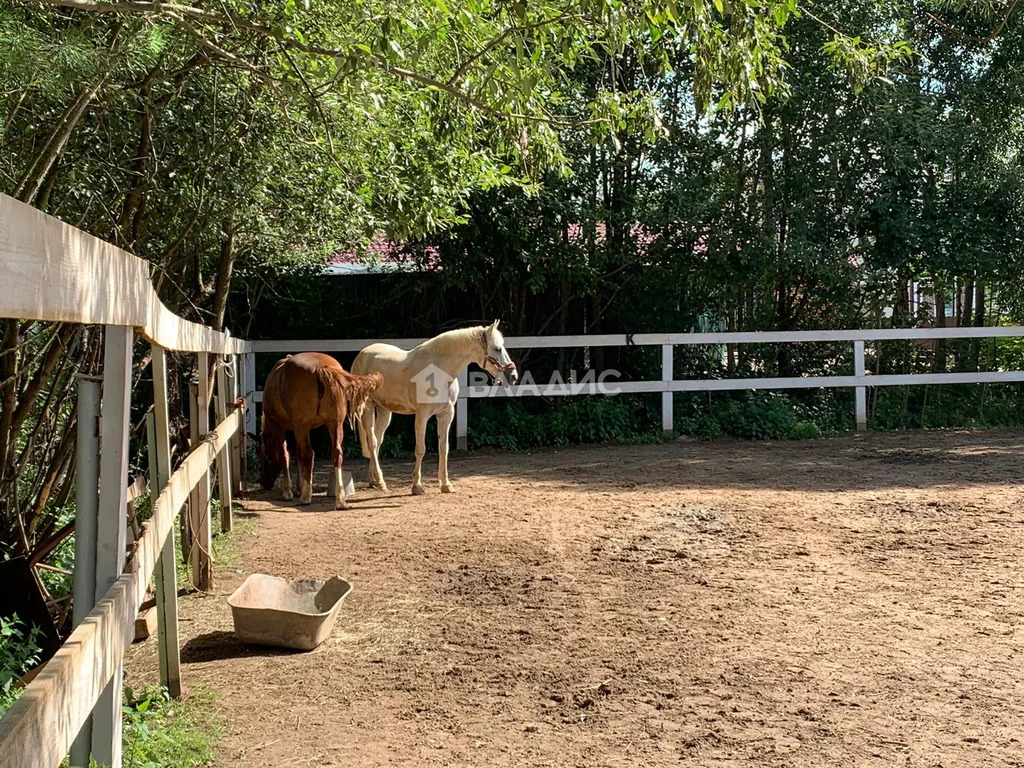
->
xmin=122 ymin=685 xmax=222 ymax=768
xmin=63 ymin=685 xmax=222 ymax=768
xmin=212 ymin=515 xmax=256 ymax=572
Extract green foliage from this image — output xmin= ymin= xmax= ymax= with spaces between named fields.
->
xmin=674 ymin=390 xmax=851 ymax=441
xmin=469 ymin=396 xmax=662 ymax=450
xmin=676 ymin=391 xmax=794 ymax=441
xmin=0 ymin=614 xmax=43 ymax=719
xmin=789 ymin=420 xmax=823 ymax=440
xmin=821 ymin=34 xmax=913 ymax=93
xmin=871 ymin=383 xmax=1024 ymax=431
xmin=121 ymin=686 xmax=221 ymax=768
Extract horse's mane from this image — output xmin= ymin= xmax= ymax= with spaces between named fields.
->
xmin=418 ymin=326 xmax=487 ymax=356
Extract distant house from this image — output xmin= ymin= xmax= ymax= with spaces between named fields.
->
xmin=325 ymin=238 xmax=440 ymax=276
xmin=324 ymin=221 xmax=672 ymax=275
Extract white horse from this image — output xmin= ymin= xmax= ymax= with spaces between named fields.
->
xmin=351 ymin=321 xmax=518 ymax=495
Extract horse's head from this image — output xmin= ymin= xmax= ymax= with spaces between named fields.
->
xmin=257 ymin=420 xmax=283 ymax=490
xmin=480 ymin=319 xmax=518 ymax=387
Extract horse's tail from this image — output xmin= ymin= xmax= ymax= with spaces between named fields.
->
xmin=345 ymin=371 xmax=383 ymax=432
xmin=316 ymin=368 xmax=384 ymax=434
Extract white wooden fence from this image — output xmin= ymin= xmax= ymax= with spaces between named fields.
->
xmin=252 ymin=326 xmax=1024 ymax=448
xmin=0 ymin=193 xmax=253 ymax=768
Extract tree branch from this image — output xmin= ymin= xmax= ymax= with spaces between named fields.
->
xmin=162 ymin=10 xmax=276 ymax=85
xmin=279 ymin=43 xmax=336 ymax=155
xmin=19 ymin=0 xmax=603 ymax=128
xmin=23 ymin=0 xmax=272 ymax=35
xmin=447 ymin=12 xmax=579 ymax=86
xmin=925 ymin=0 xmax=1020 ymax=44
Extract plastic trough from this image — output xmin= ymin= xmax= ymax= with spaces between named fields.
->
xmin=227 ymin=574 xmax=352 ymax=651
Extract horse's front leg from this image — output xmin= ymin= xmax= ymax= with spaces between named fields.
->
xmin=295 ymin=430 xmax=314 ymax=505
xmin=411 ymin=411 xmax=427 ymax=495
xmin=436 ymin=405 xmax=455 ymax=493
xmin=281 ymin=441 xmax=294 ymax=501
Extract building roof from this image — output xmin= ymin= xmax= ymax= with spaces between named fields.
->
xmin=326 ymin=238 xmax=440 ymax=275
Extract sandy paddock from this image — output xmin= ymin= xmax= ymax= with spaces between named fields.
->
xmin=126 ymin=429 xmax=1024 ymax=767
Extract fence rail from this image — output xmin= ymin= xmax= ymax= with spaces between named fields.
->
xmin=251 ymin=326 xmax=1024 ymax=446
xmin=0 ymin=413 xmax=240 ymax=768
xmin=0 ymin=192 xmax=253 ymax=768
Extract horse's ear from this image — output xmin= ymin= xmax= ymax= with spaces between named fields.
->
xmin=490 ymin=319 xmax=500 ymax=332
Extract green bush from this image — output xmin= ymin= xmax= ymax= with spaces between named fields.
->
xmin=870 ymin=383 xmax=1024 ymax=431
xmin=720 ymin=391 xmax=797 ymax=440
xmin=0 ymin=614 xmax=43 ymax=718
xmin=789 ymin=420 xmax=822 ymax=440
xmin=469 ymin=395 xmax=662 ymax=450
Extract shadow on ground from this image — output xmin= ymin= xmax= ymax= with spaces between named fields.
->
xmin=181 ymin=631 xmax=303 ymax=663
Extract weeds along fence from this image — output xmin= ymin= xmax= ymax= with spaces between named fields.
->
xmin=251 ymin=328 xmax=1024 ymax=448
xmin=0 ymin=193 xmax=253 ymax=768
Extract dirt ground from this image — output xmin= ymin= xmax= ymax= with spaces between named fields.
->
xmin=125 ymin=430 xmax=1024 ymax=767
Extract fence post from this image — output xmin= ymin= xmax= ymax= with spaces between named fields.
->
xmin=214 ymin=356 xmax=233 ymax=533
xmin=149 ymin=346 xmax=181 ymax=698
xmin=92 ymin=325 xmax=133 ymax=768
xmin=243 ymin=351 xmax=256 ymax=439
xmin=238 ymin=353 xmax=249 ymax=494
xmin=69 ymin=375 xmax=101 ymax=768
xmin=661 ymin=344 xmax=674 ymax=435
xmin=456 ymin=370 xmax=468 ymax=451
xmin=188 ymin=359 xmax=213 ymax=591
xmin=229 ymin=354 xmax=242 ymax=494
xmin=854 ymin=340 xmax=867 ymax=431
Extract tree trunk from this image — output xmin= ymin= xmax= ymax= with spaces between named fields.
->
xmin=14 ymin=72 xmax=111 ymax=206
xmin=0 ymin=321 xmax=19 ymax=531
xmin=961 ymin=280 xmax=974 ymax=328
xmin=211 ymin=216 xmax=238 ymax=331
xmin=118 ymin=74 xmax=156 ymax=249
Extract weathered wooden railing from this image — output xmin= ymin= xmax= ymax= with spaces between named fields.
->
xmin=0 ymin=193 xmax=253 ymax=768
xmin=252 ymin=326 xmax=1024 ymax=448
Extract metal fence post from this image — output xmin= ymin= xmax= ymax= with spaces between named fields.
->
xmin=229 ymin=354 xmax=242 ymax=494
xmin=243 ymin=351 xmax=256 ymax=438
xmin=214 ymin=356 xmax=233 ymax=532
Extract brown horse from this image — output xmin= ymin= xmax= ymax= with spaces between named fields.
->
xmin=259 ymin=353 xmax=383 ymax=509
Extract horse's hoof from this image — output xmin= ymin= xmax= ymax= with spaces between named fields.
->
xmin=282 ymin=490 xmax=294 ymax=501
xmin=298 ymin=496 xmax=312 ymax=505
xmin=412 ymin=484 xmax=425 ymax=496
xmin=334 ymin=498 xmax=348 ymax=510
xmin=440 ymin=483 xmax=455 ymax=494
